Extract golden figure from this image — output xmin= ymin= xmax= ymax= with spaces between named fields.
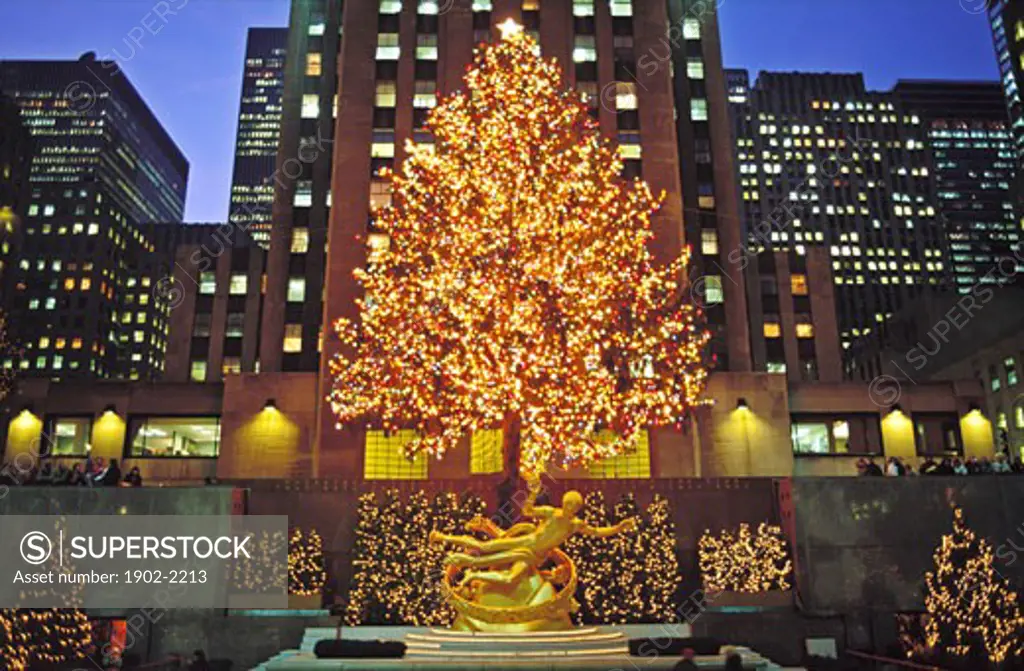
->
xmin=430 ymin=479 xmax=637 ymax=632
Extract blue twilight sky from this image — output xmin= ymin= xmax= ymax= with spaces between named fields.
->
xmin=0 ymin=0 xmax=1001 ymax=222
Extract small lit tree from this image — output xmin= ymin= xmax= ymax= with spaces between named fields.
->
xmin=328 ymin=22 xmax=710 ymax=478
xmin=699 ymin=523 xmax=792 ymax=593
xmin=0 ymin=609 xmax=27 ymax=671
xmin=921 ymin=507 xmax=1024 ymax=665
xmin=288 ymin=528 xmax=326 ymax=597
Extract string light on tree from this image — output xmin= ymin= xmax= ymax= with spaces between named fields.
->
xmin=698 ymin=523 xmax=792 ymax=594
xmin=328 ymin=20 xmax=711 ymax=477
xmin=921 ymin=507 xmax=1024 ymax=664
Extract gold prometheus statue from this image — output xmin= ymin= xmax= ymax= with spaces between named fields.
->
xmin=429 ymin=478 xmax=637 ymax=632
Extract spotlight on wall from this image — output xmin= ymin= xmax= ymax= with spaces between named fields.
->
xmin=736 ymin=398 xmax=750 ymax=411
xmin=968 ymin=402 xmax=982 ymax=414
xmin=19 ymin=403 xmax=34 ymax=416
xmin=887 ymin=403 xmax=903 ymax=416
xmin=102 ymin=404 xmax=117 ymax=415
xmin=264 ymin=398 xmax=278 ymax=411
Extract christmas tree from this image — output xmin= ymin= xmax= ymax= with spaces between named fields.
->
xmin=328 ymin=21 xmax=710 ymax=477
xmin=922 ymin=507 xmax=1024 ymax=664
xmin=0 ymin=609 xmax=27 ymax=671
xmin=288 ymin=529 xmax=326 ymax=597
xmin=642 ymin=495 xmax=682 ymax=622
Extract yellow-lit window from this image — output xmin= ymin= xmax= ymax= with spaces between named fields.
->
xmin=80 ymin=277 xmax=91 ymax=290
xmin=377 ymin=33 xmax=400 ymax=60
xmin=71 ymin=338 xmax=82 ymax=350
xmin=375 ymin=81 xmax=397 ymax=108
xmin=370 ymin=180 xmax=393 ymax=210
xmin=790 ymin=274 xmax=808 ymax=296
xmin=795 ymin=323 xmax=814 ymax=339
xmin=522 ymin=0 xmax=539 ymax=9
xmin=413 ymin=80 xmax=436 ymax=109
xmin=471 ymin=429 xmax=503 ymax=474
xmin=588 ymin=430 xmax=651 ymax=478
xmin=291 ymin=227 xmax=309 ymax=254
xmin=1016 ymin=20 xmax=1024 ymax=41
xmin=306 ymin=53 xmax=322 ymax=77
xmin=283 ymin=324 xmax=303 ymax=353
xmin=618 ymin=144 xmax=641 ymax=160
xmin=222 ymin=357 xmax=242 ymax=376
xmin=615 ymin=82 xmax=638 ymax=110
xmin=701 ymin=229 xmax=718 ymax=255
xmin=190 ymin=360 xmax=207 ymax=383
xmin=39 ymin=336 xmax=50 ymax=349
xmin=364 ymin=430 xmax=428 ymax=479
xmin=371 ymin=142 xmax=395 ymax=158
xmin=764 ymin=322 xmax=781 ymax=338
xmin=55 ymin=338 xmax=66 ymax=350
xmin=64 ymin=278 xmax=76 ymax=290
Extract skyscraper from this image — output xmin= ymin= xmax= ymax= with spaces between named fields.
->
xmin=894 ymin=80 xmax=1019 ymax=292
xmin=0 ymin=94 xmax=33 ymax=303
xmin=228 ymin=28 xmax=288 ymax=249
xmin=988 ymin=0 xmax=1024 ymax=167
xmin=730 ymin=71 xmax=949 ymax=358
xmin=0 ymin=54 xmax=189 ymax=380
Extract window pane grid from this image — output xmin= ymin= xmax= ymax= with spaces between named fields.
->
xmin=588 ymin=430 xmax=651 ymax=478
xmin=471 ymin=429 xmax=503 ymax=474
xmin=365 ymin=430 xmax=429 ymax=479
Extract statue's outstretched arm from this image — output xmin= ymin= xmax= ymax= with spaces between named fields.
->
xmin=579 ymin=517 xmax=638 ymax=538
xmin=522 ymin=477 xmax=554 ymax=520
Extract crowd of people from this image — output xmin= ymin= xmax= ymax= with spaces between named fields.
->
xmin=0 ymin=457 xmax=143 ymax=487
xmin=856 ymin=454 xmax=1024 ymax=476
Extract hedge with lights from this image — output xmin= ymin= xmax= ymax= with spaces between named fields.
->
xmin=346 ymin=489 xmax=681 ymax=625
xmin=289 ymin=528 xmax=327 ymax=597
xmin=698 ymin=523 xmax=793 ymax=593
xmin=918 ymin=507 xmax=1024 ymax=666
xmin=328 ymin=21 xmax=711 ymax=479
xmin=13 ymin=609 xmax=91 ymax=669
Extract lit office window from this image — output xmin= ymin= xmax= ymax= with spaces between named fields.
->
xmin=795 ymin=318 xmax=814 ymax=339
xmin=573 ymin=35 xmax=597 ymax=63
xmin=283 ymin=324 xmax=303 ymax=353
xmin=287 ymin=277 xmax=306 ymax=302
xmin=687 ymin=58 xmax=705 ymax=79
xmin=193 ymin=314 xmax=212 ymax=337
xmin=370 ymin=180 xmax=393 ymax=210
xmin=229 ymin=273 xmax=248 ymax=295
xmin=791 ymin=274 xmax=808 ymax=296
xmin=226 ymin=313 xmax=245 ymax=338
xmin=306 ymin=53 xmax=322 ymax=77
xmin=764 ymin=320 xmax=781 ymax=338
xmin=618 ymin=144 xmax=641 ymax=159
xmin=375 ymin=81 xmax=397 ymax=108
xmin=127 ymin=416 xmax=221 ymax=457
xmin=291 ymin=227 xmax=310 ymax=254
xmin=691 ymin=99 xmax=708 ymax=121
xmin=608 ymin=0 xmax=632 ymax=17
xmin=419 ymin=0 xmax=440 ymax=13
xmin=413 ymin=80 xmax=436 ymax=108
xmin=301 ymin=94 xmax=319 ymax=119
xmin=573 ymin=0 xmax=594 ymax=15
xmin=199 ymin=272 xmax=216 ymax=295
xmin=371 ymin=142 xmax=395 ymax=158
xmin=703 ymin=276 xmax=723 ymax=304
xmin=380 ymin=0 xmax=402 ymax=12
xmin=701 ymin=229 xmax=718 ymax=255
xmin=190 ymin=360 xmax=207 ymax=383
xmin=377 ymin=33 xmax=400 ymax=60
xmin=683 ymin=18 xmax=701 ymax=39
xmin=294 ymin=180 xmax=313 ymax=207
xmin=308 ymin=22 xmax=326 ymax=36
xmin=616 ymin=82 xmax=638 ymax=110
xmin=416 ymin=34 xmax=438 ymax=60
xmin=48 ymin=417 xmax=92 ymax=456
xmin=222 ymin=358 xmax=242 ymax=376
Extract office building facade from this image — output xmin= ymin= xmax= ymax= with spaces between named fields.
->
xmin=730 ymin=72 xmax=950 ymax=364
xmin=0 ymin=54 xmax=189 ymax=380
xmin=989 ymin=0 xmax=1024 ymax=167
xmin=893 ymin=80 xmax=1019 ymax=293
xmin=228 ymin=28 xmax=288 ymax=249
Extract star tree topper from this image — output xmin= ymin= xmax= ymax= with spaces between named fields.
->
xmin=328 ymin=21 xmax=712 ymax=476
